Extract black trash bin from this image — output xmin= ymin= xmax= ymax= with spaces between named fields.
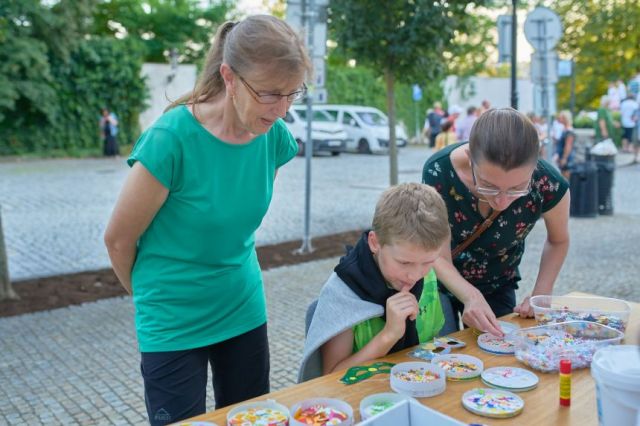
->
xmin=592 ymin=154 xmax=616 ymax=215
xmin=569 ymin=161 xmax=598 ymax=218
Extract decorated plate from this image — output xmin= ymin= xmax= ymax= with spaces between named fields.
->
xmin=477 ymin=332 xmax=516 ymax=355
xmin=462 ymin=388 xmax=524 ymax=418
xmin=432 ymin=354 xmax=483 ymax=381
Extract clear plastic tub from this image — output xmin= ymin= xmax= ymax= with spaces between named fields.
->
xmin=227 ymin=400 xmax=289 ymax=425
xmin=530 ymin=295 xmax=630 ymax=332
xmin=290 ymin=398 xmax=353 ymax=426
xmin=510 ymin=321 xmax=624 ymax=373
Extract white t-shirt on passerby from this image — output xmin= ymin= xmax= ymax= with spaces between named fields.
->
xmin=552 ymin=118 xmax=564 ymax=141
xmin=620 ymin=98 xmax=639 ymax=128
xmin=617 ymin=82 xmax=627 ymax=102
xmin=608 ymin=86 xmax=621 ymax=109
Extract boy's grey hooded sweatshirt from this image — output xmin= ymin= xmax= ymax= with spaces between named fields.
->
xmin=297 ymin=272 xmax=382 ymax=383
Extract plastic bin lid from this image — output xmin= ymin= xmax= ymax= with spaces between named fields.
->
xmin=591 ymin=345 xmax=640 ymax=390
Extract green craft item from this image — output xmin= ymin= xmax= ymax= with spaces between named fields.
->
xmin=339 ymin=362 xmax=396 ymax=385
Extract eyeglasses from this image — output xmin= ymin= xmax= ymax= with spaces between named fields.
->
xmin=235 ymin=71 xmax=307 ymax=104
xmin=471 ymin=163 xmax=532 ymax=198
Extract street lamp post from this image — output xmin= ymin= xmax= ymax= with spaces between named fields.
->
xmin=511 ymin=0 xmax=518 ymax=110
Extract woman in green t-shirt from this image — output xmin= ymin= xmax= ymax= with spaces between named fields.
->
xmin=104 ymin=15 xmax=311 ymax=425
xmin=423 ymin=108 xmax=570 ymax=337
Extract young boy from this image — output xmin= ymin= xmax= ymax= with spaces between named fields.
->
xmin=298 ymin=183 xmax=450 ymax=382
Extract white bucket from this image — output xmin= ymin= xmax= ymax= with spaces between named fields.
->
xmin=590 ymin=345 xmax=640 ymax=426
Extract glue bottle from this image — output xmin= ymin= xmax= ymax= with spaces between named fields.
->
xmin=559 ymin=358 xmax=571 ymax=407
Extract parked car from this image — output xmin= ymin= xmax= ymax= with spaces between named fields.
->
xmin=283 ymin=106 xmax=349 ymax=156
xmin=314 ymin=105 xmax=408 ymax=154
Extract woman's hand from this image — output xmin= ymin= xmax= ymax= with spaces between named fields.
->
xmin=381 ymin=286 xmax=419 ymax=342
xmin=462 ymin=292 xmax=504 ymax=337
xmin=514 ymin=295 xmax=535 ymax=318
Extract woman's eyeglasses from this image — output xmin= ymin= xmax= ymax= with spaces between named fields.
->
xmin=471 ymin=163 xmax=532 ymax=197
xmin=236 ymin=73 xmax=307 ymax=104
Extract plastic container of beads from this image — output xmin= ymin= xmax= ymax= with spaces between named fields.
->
xmin=359 ymin=392 xmax=411 ymax=421
xmin=389 ymin=362 xmax=446 ymax=398
xmin=290 ymin=398 xmax=353 ymax=426
xmin=227 ymin=400 xmax=289 ymax=426
xmin=510 ymin=321 xmax=624 ymax=373
xmin=530 ymin=295 xmax=630 ymax=333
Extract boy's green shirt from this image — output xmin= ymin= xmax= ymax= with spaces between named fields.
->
xmin=353 ymin=268 xmax=444 ymax=352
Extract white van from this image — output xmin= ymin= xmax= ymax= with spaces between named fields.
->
xmin=283 ymin=106 xmax=349 ymax=156
xmin=315 ymin=105 xmax=408 ymax=154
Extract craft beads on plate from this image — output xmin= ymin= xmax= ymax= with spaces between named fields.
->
xmin=227 ymin=400 xmax=289 ymax=426
xmin=461 ymin=388 xmax=524 ymax=418
xmin=432 ymin=354 xmax=483 ymax=381
xmin=390 ymin=362 xmax=446 ymax=398
xmin=290 ymin=398 xmax=353 ymax=426
xmin=477 ymin=332 xmax=516 ymax=355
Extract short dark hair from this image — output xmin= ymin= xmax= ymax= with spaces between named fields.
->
xmin=469 ymin=108 xmax=539 ymax=170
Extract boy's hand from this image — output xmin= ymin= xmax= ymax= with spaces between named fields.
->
xmin=382 ymin=285 xmax=419 ymax=342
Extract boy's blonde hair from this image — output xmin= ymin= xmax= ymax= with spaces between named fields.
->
xmin=372 ymin=183 xmax=450 ymax=250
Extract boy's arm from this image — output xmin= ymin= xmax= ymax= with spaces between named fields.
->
xmin=321 ymin=289 xmax=419 ymax=375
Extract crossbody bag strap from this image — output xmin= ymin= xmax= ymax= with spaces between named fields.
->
xmin=451 ymin=209 xmax=501 ymax=258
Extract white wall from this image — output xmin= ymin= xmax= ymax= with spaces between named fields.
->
xmin=139 ymin=63 xmax=198 ymax=131
xmin=444 ymin=75 xmax=535 ymax=114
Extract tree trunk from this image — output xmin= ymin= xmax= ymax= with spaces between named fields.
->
xmin=0 ymin=207 xmax=18 ymax=301
xmin=385 ymin=70 xmax=398 ymax=186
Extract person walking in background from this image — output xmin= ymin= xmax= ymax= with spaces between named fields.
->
xmin=434 ymin=120 xmax=458 ymax=151
xmin=607 ymin=81 xmax=621 ymax=111
xmin=104 ymin=15 xmax=311 ymax=425
xmin=554 ymin=110 xmax=575 ymax=179
xmin=456 ymin=106 xmax=478 ymax=141
xmin=100 ymin=108 xmax=119 ymax=157
xmin=423 ymin=108 xmax=570 ymax=336
xmin=478 ymin=99 xmax=491 ymax=115
xmin=595 ymin=95 xmax=616 ymax=143
xmin=424 ymin=102 xmax=445 ymax=148
xmin=620 ymin=94 xmax=639 ymax=153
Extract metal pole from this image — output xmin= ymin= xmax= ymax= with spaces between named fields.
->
xmin=414 ymin=102 xmax=420 ymax=144
xmin=570 ymin=58 xmax=576 ymax=118
xmin=510 ymin=0 xmax=518 ymax=110
xmin=297 ymin=0 xmax=314 ymax=254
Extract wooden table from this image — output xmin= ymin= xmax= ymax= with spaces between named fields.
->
xmin=185 ymin=292 xmax=639 ymax=425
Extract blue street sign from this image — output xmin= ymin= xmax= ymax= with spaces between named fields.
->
xmin=412 ymin=84 xmax=422 ymax=102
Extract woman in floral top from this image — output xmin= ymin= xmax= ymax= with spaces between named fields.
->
xmin=422 ymin=108 xmax=570 ymax=336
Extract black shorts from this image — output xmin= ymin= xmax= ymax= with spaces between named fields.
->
xmin=622 ymin=126 xmax=634 ymax=141
xmin=140 ymin=323 xmax=269 ymax=425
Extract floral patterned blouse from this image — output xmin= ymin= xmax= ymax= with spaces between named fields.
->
xmin=422 ymin=142 xmax=569 ymax=296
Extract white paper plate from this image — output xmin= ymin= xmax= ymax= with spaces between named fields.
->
xmin=477 ymin=332 xmax=516 ymax=355
xmin=461 ymin=388 xmax=524 ymax=418
xmin=480 ymin=366 xmax=539 ymax=391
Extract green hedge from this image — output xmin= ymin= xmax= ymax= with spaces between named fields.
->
xmin=0 ymin=37 xmax=147 ymax=156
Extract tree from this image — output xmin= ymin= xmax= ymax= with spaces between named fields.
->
xmin=553 ymin=0 xmax=640 ymax=111
xmin=92 ymin=0 xmax=233 ymax=64
xmin=0 ymin=208 xmax=18 ymax=302
xmin=328 ymin=0 xmax=489 ymax=185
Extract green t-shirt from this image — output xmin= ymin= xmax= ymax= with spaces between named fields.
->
xmin=128 ymin=105 xmax=298 ymax=352
xmin=353 ymin=269 xmax=444 ymax=352
xmin=594 ymin=107 xmax=615 ymax=142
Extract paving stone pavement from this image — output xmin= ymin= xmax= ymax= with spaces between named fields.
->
xmin=2 ymin=147 xmax=640 ymax=425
